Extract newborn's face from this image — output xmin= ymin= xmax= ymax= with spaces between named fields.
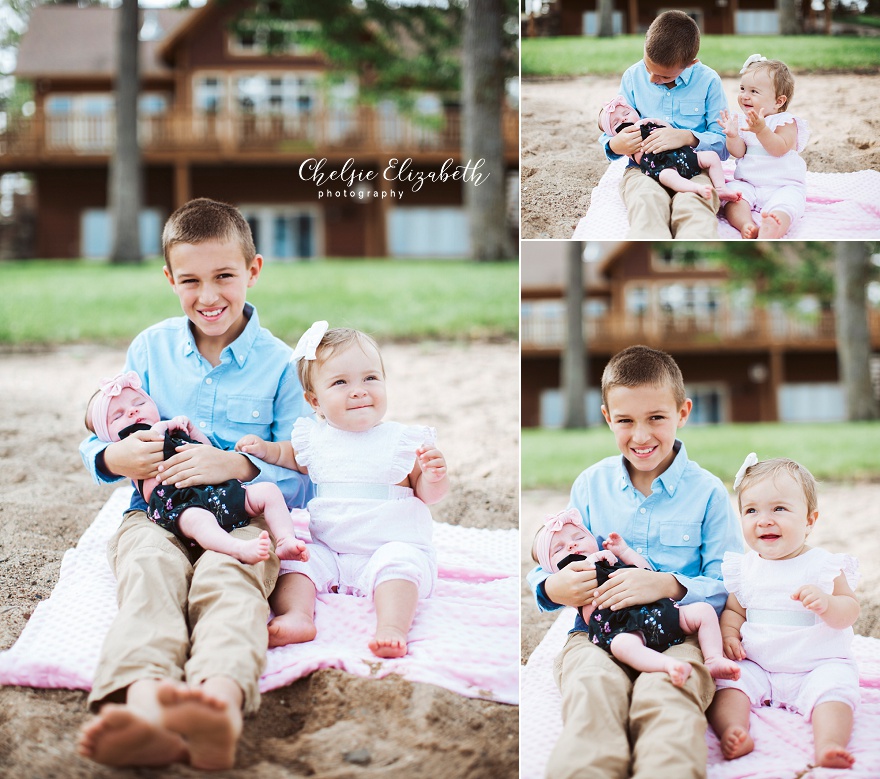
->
xmin=606 ymin=104 xmax=640 ymax=135
xmin=549 ymin=523 xmax=599 ymax=572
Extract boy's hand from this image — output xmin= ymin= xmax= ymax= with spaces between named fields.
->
xmin=610 ymin=124 xmax=643 ymax=156
xmin=603 ymin=531 xmax=629 ymax=557
xmin=103 ymin=431 xmax=164 ymax=480
xmin=235 ymin=434 xmax=269 ymax=459
xmin=719 ymin=109 xmax=739 ymax=138
xmin=544 ymin=561 xmax=598 ymax=608
xmin=416 ymin=446 xmax=447 ymax=483
xmin=158 ymin=444 xmax=251 ymax=488
xmin=593 ymin=567 xmax=666 ymax=611
xmin=791 ymin=585 xmax=830 ymax=616
xmin=722 ymin=633 xmax=746 ymax=661
xmin=744 ymin=107 xmax=767 ymax=134
xmin=640 ymin=126 xmax=694 ymax=155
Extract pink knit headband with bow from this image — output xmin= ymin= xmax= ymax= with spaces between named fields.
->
xmin=90 ymin=370 xmax=152 ymax=442
xmin=534 ymin=508 xmax=584 ymax=573
xmin=601 ymin=96 xmax=631 ymax=137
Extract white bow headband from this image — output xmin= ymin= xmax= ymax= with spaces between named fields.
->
xmin=292 ymin=320 xmax=329 ymax=362
xmin=740 ymin=54 xmax=767 ymax=74
xmin=733 ymin=452 xmax=759 ymax=491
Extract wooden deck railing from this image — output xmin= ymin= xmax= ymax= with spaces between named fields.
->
xmin=0 ymin=106 xmax=519 ymax=160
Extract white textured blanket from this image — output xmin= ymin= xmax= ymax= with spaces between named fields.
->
xmin=0 ymin=488 xmax=520 ymax=705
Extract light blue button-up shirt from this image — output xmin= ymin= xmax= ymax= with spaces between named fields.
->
xmin=527 ymin=441 xmax=742 ymax=616
xmin=601 ymin=60 xmax=729 ymax=165
xmin=79 ymin=303 xmax=313 ymax=513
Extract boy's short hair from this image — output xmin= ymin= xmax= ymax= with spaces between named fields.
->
xmin=162 ymin=198 xmax=256 ymax=272
xmin=297 ymin=327 xmax=385 ymax=395
xmin=601 ymin=345 xmax=686 ymax=409
xmin=743 ymin=59 xmax=796 ymax=109
xmin=736 ymin=458 xmax=818 ymax=516
xmin=644 ymin=11 xmax=700 ymax=69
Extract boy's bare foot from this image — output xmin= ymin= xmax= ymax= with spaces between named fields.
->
xmin=268 ymin=612 xmax=317 ymax=647
xmin=232 ymin=531 xmax=271 ymax=565
xmin=719 ymin=725 xmax=754 ymax=760
xmin=816 ymin=744 xmax=855 ymax=769
xmin=157 ymin=682 xmax=241 ymax=771
xmin=77 ymin=704 xmax=187 ymax=767
xmin=704 ymin=656 xmax=741 ymax=681
xmin=717 ymin=187 xmax=742 ymax=203
xmin=274 ymin=536 xmax=309 ymax=562
xmin=369 ymin=626 xmax=409 ymax=658
xmin=757 ymin=211 xmax=787 ymax=239
xmin=664 ymin=659 xmax=692 ymax=687
xmin=740 ymin=222 xmax=759 ymax=239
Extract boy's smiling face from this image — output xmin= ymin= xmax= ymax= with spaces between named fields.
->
xmin=164 ymin=240 xmax=262 ymax=355
xmin=643 ymin=55 xmax=695 ymax=86
xmin=602 ymin=383 xmax=691 ymax=491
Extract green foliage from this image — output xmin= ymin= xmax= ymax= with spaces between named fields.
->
xmin=522 ymin=422 xmax=880 ymax=490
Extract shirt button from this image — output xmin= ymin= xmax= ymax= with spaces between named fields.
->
xmin=205 ymin=377 xmax=213 ymax=385
xmin=683 ymin=534 xmax=690 ymax=542
xmin=252 ymin=410 xmax=260 ymax=418
xmin=636 ymin=548 xmax=643 ymax=554
xmin=199 ymin=421 xmax=206 ymax=428
xmin=639 ymin=508 xmax=646 ymax=514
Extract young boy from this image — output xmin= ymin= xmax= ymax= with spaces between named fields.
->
xmin=527 ymin=345 xmax=741 ymax=778
xmin=76 ymin=198 xmax=312 ymax=770
xmin=601 ymin=11 xmax=729 ymax=239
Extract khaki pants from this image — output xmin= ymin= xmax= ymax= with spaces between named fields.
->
xmin=548 ymin=631 xmax=715 ymax=779
xmin=88 ymin=509 xmax=279 ymax=715
xmin=620 ymin=166 xmax=720 ymax=239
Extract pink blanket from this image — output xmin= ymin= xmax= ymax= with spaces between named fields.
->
xmin=0 ymin=488 xmax=519 ymax=705
xmin=573 ymin=157 xmax=880 ymax=240
xmin=521 ymin=610 xmax=880 ymax=778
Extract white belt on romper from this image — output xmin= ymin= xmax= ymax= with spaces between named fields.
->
xmin=314 ymin=482 xmax=413 ymax=500
xmin=746 ymin=608 xmax=817 ymax=627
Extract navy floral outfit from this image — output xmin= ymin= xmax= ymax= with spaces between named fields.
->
xmin=619 ymin=121 xmax=702 ymax=185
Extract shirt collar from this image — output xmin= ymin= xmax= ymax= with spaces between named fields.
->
xmin=617 ymin=439 xmax=688 ymax=495
xmin=180 ymin=303 xmax=259 ymax=367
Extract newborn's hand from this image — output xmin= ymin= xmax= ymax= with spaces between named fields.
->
xmin=417 ymin=446 xmax=447 ymax=483
xmin=167 ymin=415 xmax=192 ymax=434
xmin=723 ymin=634 xmax=746 ymax=661
xmin=792 ymin=585 xmax=830 ymax=616
xmin=603 ymin=532 xmax=629 ymax=557
xmin=744 ymin=108 xmax=767 ymax=134
xmin=719 ymin=109 xmax=739 ymax=138
xmin=587 ymin=549 xmax=618 ymax=567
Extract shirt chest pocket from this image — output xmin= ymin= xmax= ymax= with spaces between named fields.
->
xmin=659 ymin=522 xmax=701 ymax=547
xmin=227 ymin=396 xmax=274 ymax=425
xmin=678 ymin=101 xmax=705 ymax=125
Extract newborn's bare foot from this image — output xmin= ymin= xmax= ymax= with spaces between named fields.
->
xmin=757 ymin=210 xmax=787 ymax=239
xmin=274 ymin=536 xmax=309 ymax=562
xmin=157 ymin=682 xmax=241 ymax=771
xmin=268 ymin=612 xmax=317 ymax=647
xmin=740 ymin=222 xmax=759 ymax=239
xmin=719 ymin=725 xmax=754 ymax=760
xmin=230 ymin=531 xmax=271 ymax=564
xmin=704 ymin=656 xmax=741 ymax=681
xmin=77 ymin=704 xmax=187 ymax=767
xmin=665 ymin=659 xmax=692 ymax=687
xmin=717 ymin=187 xmax=742 ymax=202
xmin=369 ymin=626 xmax=408 ymax=658
xmin=816 ymin=743 xmax=855 ymax=769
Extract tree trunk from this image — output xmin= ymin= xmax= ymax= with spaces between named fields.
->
xmin=777 ymin=0 xmax=800 ymax=35
xmin=109 ymin=0 xmax=142 ymax=264
xmin=834 ymin=241 xmax=879 ymax=421
xmin=562 ymin=242 xmax=587 ymax=428
xmin=462 ymin=0 xmax=513 ymax=261
xmin=597 ymin=0 xmax=615 ymax=37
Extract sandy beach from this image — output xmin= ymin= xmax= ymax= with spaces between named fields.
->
xmin=0 ymin=340 xmax=519 ymax=777
xmin=521 ymin=73 xmax=880 ymax=238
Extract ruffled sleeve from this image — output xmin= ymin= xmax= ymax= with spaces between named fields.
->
xmin=720 ymin=551 xmax=744 ymax=601
xmin=392 ymin=424 xmax=436 ymax=476
xmin=290 ymin=416 xmax=318 ymax=469
xmin=765 ymin=112 xmax=810 ymax=153
xmin=817 ymin=550 xmax=860 ymax=593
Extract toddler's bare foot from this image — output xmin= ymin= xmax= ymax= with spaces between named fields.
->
xmin=665 ymin=659 xmax=692 ymax=687
xmin=816 ymin=743 xmax=855 ymax=769
xmin=719 ymin=725 xmax=754 ymax=760
xmin=717 ymin=187 xmax=742 ymax=203
xmin=157 ymin=682 xmax=241 ymax=771
xmin=740 ymin=222 xmax=759 ymax=239
xmin=757 ymin=211 xmax=787 ymax=239
xmin=267 ymin=612 xmax=317 ymax=647
xmin=369 ymin=626 xmax=408 ymax=658
xmin=77 ymin=704 xmax=187 ymax=767
xmin=704 ymin=656 xmax=741 ymax=681
xmin=274 ymin=536 xmax=309 ymax=562
xmin=232 ymin=531 xmax=271 ymax=564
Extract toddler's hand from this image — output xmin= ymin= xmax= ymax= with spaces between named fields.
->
xmin=723 ymin=634 xmax=746 ymax=661
xmin=235 ymin=434 xmax=269 ymax=459
xmin=792 ymin=585 xmax=830 ymax=616
xmin=744 ymin=107 xmax=767 ymax=135
xmin=417 ymin=446 xmax=447 ymax=483
xmin=603 ymin=531 xmax=629 ymax=556
xmin=719 ymin=109 xmax=739 ymax=138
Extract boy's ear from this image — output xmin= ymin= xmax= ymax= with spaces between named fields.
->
xmin=676 ymin=398 xmax=693 ymax=428
xmin=246 ymin=254 xmax=264 ymax=287
xmin=601 ymin=404 xmax=612 ymax=426
xmin=163 ymin=264 xmax=174 ymax=286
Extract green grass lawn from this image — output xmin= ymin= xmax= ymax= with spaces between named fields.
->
xmin=522 ymin=35 xmax=880 ymax=77
xmin=522 ymin=422 xmax=880 ymax=490
xmin=0 ymin=259 xmax=518 ymax=346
